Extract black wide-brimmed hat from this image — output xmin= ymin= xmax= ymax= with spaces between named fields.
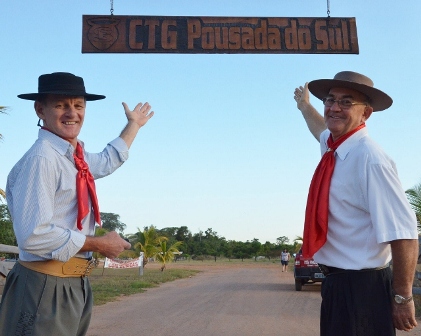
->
xmin=308 ymin=71 xmax=392 ymax=112
xmin=18 ymin=72 xmax=105 ymax=101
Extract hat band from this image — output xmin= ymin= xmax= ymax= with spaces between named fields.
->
xmin=40 ymin=83 xmax=86 ymax=93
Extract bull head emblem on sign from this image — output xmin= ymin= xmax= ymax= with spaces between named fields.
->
xmin=87 ymin=17 xmax=120 ymax=50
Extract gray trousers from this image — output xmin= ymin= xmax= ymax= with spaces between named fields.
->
xmin=0 ymin=262 xmax=93 ymax=336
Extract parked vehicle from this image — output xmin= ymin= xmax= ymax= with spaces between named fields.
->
xmin=294 ymin=249 xmax=325 ymax=291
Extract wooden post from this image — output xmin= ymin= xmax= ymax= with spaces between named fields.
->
xmin=139 ymin=252 xmax=144 ymax=276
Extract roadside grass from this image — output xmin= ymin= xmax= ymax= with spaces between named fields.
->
xmin=89 ymin=258 xmax=279 ymax=305
xmin=90 ymin=267 xmax=200 ymax=305
xmin=89 ymin=259 xmax=421 ymax=318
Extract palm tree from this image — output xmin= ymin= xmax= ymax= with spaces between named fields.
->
xmin=0 ymin=106 xmax=8 ymax=201
xmin=293 ymin=236 xmax=303 ymax=253
xmin=0 ymin=105 xmax=6 ymax=140
xmin=405 ymin=184 xmax=421 ymax=233
xmin=129 ymin=226 xmax=166 ymax=267
xmin=155 ymin=240 xmax=183 ymax=271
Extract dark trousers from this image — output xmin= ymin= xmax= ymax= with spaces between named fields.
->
xmin=320 ymin=267 xmax=395 ymax=336
xmin=0 ymin=262 xmax=93 ymax=336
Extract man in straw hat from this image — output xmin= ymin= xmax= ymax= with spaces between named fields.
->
xmin=0 ymin=72 xmax=154 ymax=335
xmin=294 ymin=71 xmax=418 ymax=335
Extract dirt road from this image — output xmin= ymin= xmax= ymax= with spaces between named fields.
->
xmin=87 ymin=263 xmax=320 ymax=336
xmin=87 ymin=263 xmax=419 ymax=336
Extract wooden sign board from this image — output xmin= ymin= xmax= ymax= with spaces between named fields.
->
xmin=82 ymin=15 xmax=358 ymax=54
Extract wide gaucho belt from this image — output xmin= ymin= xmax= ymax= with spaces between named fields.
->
xmin=19 ymin=257 xmax=96 ymax=277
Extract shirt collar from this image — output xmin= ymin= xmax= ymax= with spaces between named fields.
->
xmin=334 ymin=127 xmax=368 ymax=161
xmin=38 ymin=128 xmax=77 ymax=156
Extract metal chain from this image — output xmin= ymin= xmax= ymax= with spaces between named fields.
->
xmin=110 ymin=0 xmax=114 ymax=16
xmin=326 ymin=0 xmax=331 ymax=17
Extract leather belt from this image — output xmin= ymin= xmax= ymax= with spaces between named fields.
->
xmin=318 ymin=264 xmax=388 ymax=276
xmin=19 ymin=257 xmax=96 ymax=278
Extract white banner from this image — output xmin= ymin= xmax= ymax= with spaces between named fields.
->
xmin=104 ymin=255 xmax=143 ymax=269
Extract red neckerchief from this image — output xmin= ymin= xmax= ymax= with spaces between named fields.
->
xmin=41 ymin=127 xmax=101 ymax=230
xmin=302 ymin=123 xmax=366 ymax=258
xmin=73 ymin=143 xmax=101 ymax=230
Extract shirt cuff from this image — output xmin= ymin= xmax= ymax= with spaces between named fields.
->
xmin=52 ymin=230 xmax=87 ymax=262
xmin=110 ymin=137 xmax=129 ymax=161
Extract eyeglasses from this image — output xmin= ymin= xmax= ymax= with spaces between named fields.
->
xmin=322 ymin=97 xmax=368 ymax=109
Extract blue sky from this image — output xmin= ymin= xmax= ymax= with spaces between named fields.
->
xmin=1 ymin=0 xmax=421 ymax=244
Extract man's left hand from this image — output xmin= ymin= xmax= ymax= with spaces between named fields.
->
xmin=392 ymin=301 xmax=418 ymax=331
xmin=122 ymin=102 xmax=154 ymax=128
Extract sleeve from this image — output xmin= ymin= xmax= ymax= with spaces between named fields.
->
xmin=10 ymin=155 xmax=86 ymax=261
xmin=84 ymin=137 xmax=129 ymax=179
xmin=366 ymin=162 xmax=418 ymax=243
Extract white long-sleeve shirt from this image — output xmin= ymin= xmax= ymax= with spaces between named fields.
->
xmin=6 ymin=129 xmax=128 ymax=262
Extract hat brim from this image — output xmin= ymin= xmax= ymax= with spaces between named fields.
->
xmin=308 ymin=79 xmax=393 ymax=112
xmin=18 ymin=92 xmax=105 ymax=101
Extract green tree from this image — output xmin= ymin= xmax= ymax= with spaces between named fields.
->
xmin=175 ymin=226 xmax=191 ymax=242
xmin=129 ymin=226 xmax=166 ymax=267
xmin=293 ymin=236 xmax=303 ymax=253
xmin=276 ymin=236 xmax=290 ymax=245
xmin=100 ymin=212 xmax=126 ymax=233
xmin=405 ymin=184 xmax=421 ymax=232
xmin=117 ymin=249 xmax=138 ymax=259
xmin=261 ymin=241 xmax=275 ymax=260
xmin=203 ymin=228 xmax=225 ymax=261
xmin=233 ymin=241 xmax=252 ymax=261
xmin=189 ymin=231 xmax=206 ymax=259
xmin=0 ymin=204 xmax=16 ymax=248
xmin=0 ymin=106 xmax=8 ymax=200
xmin=174 ymin=226 xmax=192 ymax=256
xmin=158 ymin=227 xmax=178 ymax=241
xmin=224 ymin=240 xmax=235 ymax=260
xmin=249 ymin=238 xmax=261 ymax=261
xmin=155 ymin=240 xmax=183 ymax=271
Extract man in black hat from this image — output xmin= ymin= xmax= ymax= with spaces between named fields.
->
xmin=294 ymin=71 xmax=418 ymax=335
xmin=0 ymin=72 xmax=154 ymax=335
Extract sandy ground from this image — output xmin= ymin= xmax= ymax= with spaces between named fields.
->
xmin=86 ymin=262 xmax=420 ymax=336
xmin=87 ymin=262 xmax=320 ymax=336
xmin=0 ymin=261 xmax=419 ymax=335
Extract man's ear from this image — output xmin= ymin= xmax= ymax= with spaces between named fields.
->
xmin=34 ymin=101 xmax=44 ymax=120
xmin=362 ymin=106 xmax=374 ymax=122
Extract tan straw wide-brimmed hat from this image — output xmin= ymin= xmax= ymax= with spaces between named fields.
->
xmin=18 ymin=72 xmax=105 ymax=101
xmin=308 ymin=71 xmax=392 ymax=112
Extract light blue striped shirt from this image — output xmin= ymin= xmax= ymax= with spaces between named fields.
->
xmin=6 ymin=129 xmax=129 ymax=262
